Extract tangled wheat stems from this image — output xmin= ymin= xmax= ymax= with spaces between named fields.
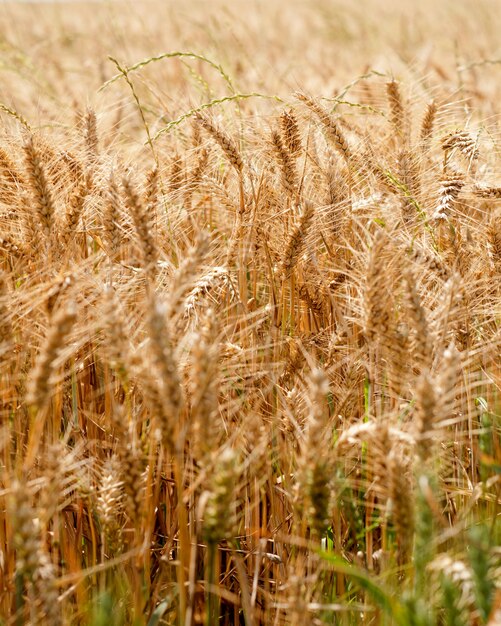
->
xmin=0 ymin=3 xmax=500 ymax=622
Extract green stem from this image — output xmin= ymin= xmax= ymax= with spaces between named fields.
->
xmin=206 ymin=541 xmax=218 ymax=626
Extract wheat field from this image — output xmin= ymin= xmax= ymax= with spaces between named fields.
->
xmin=0 ymin=0 xmax=500 ymax=624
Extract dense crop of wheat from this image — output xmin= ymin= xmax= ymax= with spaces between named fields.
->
xmin=0 ymin=1 xmax=500 ymax=624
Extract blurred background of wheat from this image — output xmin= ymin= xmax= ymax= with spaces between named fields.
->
xmin=0 ymin=1 xmax=500 ymax=624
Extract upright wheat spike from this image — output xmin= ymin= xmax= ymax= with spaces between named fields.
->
xmin=190 ymin=310 xmax=220 ymax=465
xmin=27 ymin=304 xmax=77 ymax=410
xmin=436 ymin=341 xmax=461 ymax=420
xmin=280 ymin=200 xmax=315 ymax=279
xmin=119 ymin=435 xmax=146 ymax=525
xmin=280 ymin=109 xmax=302 ymax=156
xmin=45 ymin=272 xmax=74 ymax=318
xmin=23 ymin=135 xmax=56 ymax=238
xmin=185 ymin=147 xmax=210 ymax=205
xmin=122 ymin=173 xmax=158 ymax=278
xmin=38 ymin=442 xmax=82 ymax=525
xmin=169 ymin=154 xmax=184 ymax=193
xmin=388 ymin=449 xmax=414 ymax=563
xmin=300 ymin=367 xmax=333 ymax=538
xmin=10 ymin=481 xmax=40 ymax=582
xmin=404 ymin=270 xmax=432 ymax=369
xmin=60 ymin=180 xmax=88 ymax=246
xmin=386 ymin=80 xmax=405 ymax=138
xmin=203 ymin=446 xmax=239 ymax=544
xmin=409 ymin=246 xmax=450 ymax=281
xmin=145 ymin=165 xmax=159 ymax=212
xmin=0 ymin=272 xmax=12 ymax=348
xmin=0 ymin=146 xmax=25 ymax=188
xmin=97 ymin=455 xmax=124 ymax=555
xmin=189 ymin=148 xmax=210 ymax=187
xmin=146 ymin=298 xmax=183 ymax=451
xmin=10 ymin=481 xmax=62 ymax=625
xmin=415 ymin=374 xmax=437 ymax=462
xmin=196 ymin=113 xmax=243 ymax=174
xmin=370 ymin=422 xmax=392 ymax=503
xmin=167 ymin=231 xmax=211 ymax=319
xmin=364 ymin=232 xmax=391 ymax=344
xmin=102 ymin=285 xmax=131 ymax=380
xmin=103 ymin=171 xmax=123 ymax=261
xmin=0 ymin=235 xmax=27 ymax=261
xmin=271 ymin=129 xmax=297 ymax=198
xmin=420 ymin=100 xmax=437 ymax=146
xmin=295 ymin=91 xmax=352 ymax=161
xmin=386 ymin=319 xmax=409 ymax=399
xmin=84 ymin=107 xmax=98 ymax=162
xmin=59 ymin=150 xmax=84 ymax=184
xmin=488 ymin=212 xmax=501 ymax=272
xmin=398 ymin=149 xmax=420 ymax=222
